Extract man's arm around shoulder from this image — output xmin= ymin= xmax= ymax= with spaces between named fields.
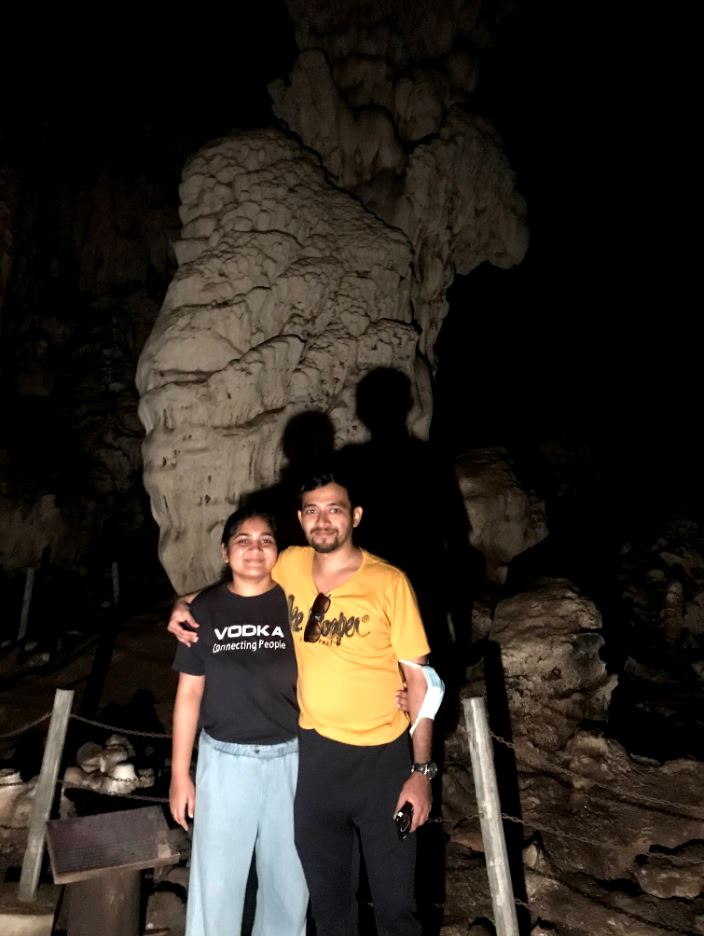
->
xmin=168 ymin=592 xmax=201 ymax=646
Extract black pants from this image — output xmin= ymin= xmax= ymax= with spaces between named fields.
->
xmin=294 ymin=729 xmax=421 ymax=936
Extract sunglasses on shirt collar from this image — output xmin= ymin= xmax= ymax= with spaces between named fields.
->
xmin=303 ymin=593 xmax=331 ymax=643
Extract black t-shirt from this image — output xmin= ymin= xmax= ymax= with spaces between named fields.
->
xmin=173 ymin=582 xmax=299 ymax=744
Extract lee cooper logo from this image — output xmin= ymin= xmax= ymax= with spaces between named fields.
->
xmin=287 ymin=595 xmax=369 ymax=645
xmin=214 ymin=624 xmax=285 ymax=640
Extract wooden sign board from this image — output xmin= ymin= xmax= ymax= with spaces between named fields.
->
xmin=46 ymin=806 xmax=179 ymax=884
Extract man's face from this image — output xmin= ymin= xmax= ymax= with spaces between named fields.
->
xmin=298 ymin=482 xmax=362 ymax=554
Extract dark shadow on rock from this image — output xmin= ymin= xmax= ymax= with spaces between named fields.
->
xmin=241 ymin=410 xmax=336 ymax=549
xmin=337 ymin=368 xmax=484 ymax=687
xmin=231 ymin=388 xmax=488 ymax=933
xmin=333 ymin=367 xmax=486 ymax=933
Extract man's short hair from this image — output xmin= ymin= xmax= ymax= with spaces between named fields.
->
xmin=298 ymin=466 xmax=360 ymax=509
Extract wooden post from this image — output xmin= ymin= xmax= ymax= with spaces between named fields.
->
xmin=462 ymin=697 xmax=520 ymax=936
xmin=18 ymin=567 xmax=36 ymax=642
xmin=111 ymin=561 xmax=120 ymax=609
xmin=68 ymin=870 xmax=141 ymax=936
xmin=18 ymin=688 xmax=75 ymax=902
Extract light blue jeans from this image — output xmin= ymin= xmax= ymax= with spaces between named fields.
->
xmin=185 ymin=731 xmax=308 ymax=936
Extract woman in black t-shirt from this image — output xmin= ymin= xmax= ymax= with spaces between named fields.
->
xmin=169 ymin=508 xmax=307 ymax=936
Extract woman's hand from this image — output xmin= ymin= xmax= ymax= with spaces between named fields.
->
xmin=168 ymin=597 xmax=200 ymax=646
xmin=170 ymin=773 xmax=196 ymax=831
xmin=395 ymin=683 xmax=410 ymax=714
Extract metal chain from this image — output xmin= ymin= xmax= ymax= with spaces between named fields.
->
xmin=95 ymin=790 xmax=170 ymax=804
xmin=500 ymin=811 xmax=621 ymax=849
xmin=70 ymin=713 xmax=171 ymax=739
xmin=0 ymin=712 xmax=52 ymax=740
xmin=448 ymin=810 xmax=704 ymax=869
xmin=524 ymin=752 xmax=704 ymax=817
xmin=525 ymin=864 xmax=696 ymax=936
xmin=62 ymin=780 xmax=169 ymax=804
xmin=448 ymin=811 xmax=698 ymax=932
xmin=454 ymin=808 xmax=608 ymax=852
xmin=487 ymin=729 xmax=704 ymax=818
xmin=638 ymin=851 xmax=704 ymax=871
xmin=489 ymin=730 xmax=516 ymax=751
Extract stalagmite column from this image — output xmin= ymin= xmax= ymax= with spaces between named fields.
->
xmin=137 ymin=131 xmax=418 ymax=591
xmin=137 ymin=1 xmax=528 ymax=590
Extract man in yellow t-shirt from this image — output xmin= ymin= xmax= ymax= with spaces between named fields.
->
xmin=169 ymin=471 xmax=435 ymax=936
xmin=278 ymin=472 xmax=431 ymax=936
xmin=276 ymin=544 xmax=429 ymax=745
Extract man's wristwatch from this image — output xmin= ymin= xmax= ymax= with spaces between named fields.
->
xmin=411 ymin=761 xmax=438 ymax=779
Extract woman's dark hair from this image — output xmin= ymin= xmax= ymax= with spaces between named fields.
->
xmin=221 ymin=507 xmax=278 ymax=546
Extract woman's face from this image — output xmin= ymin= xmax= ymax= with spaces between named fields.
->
xmin=222 ymin=516 xmax=278 ymax=582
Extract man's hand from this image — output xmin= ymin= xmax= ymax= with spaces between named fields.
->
xmin=169 ymin=773 xmax=196 ymax=831
xmin=168 ymin=597 xmax=199 ymax=646
xmin=394 ymin=771 xmax=432 ymax=833
xmin=397 ymin=657 xmax=433 ymax=831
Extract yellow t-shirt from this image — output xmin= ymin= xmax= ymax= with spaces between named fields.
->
xmin=273 ymin=546 xmax=430 ymax=746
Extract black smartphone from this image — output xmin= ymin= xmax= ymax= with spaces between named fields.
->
xmin=394 ymin=801 xmax=413 ymax=840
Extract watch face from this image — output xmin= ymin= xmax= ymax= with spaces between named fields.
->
xmin=414 ymin=762 xmax=438 ymax=779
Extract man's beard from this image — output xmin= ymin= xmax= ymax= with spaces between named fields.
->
xmin=309 ymin=530 xmax=341 ymax=553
